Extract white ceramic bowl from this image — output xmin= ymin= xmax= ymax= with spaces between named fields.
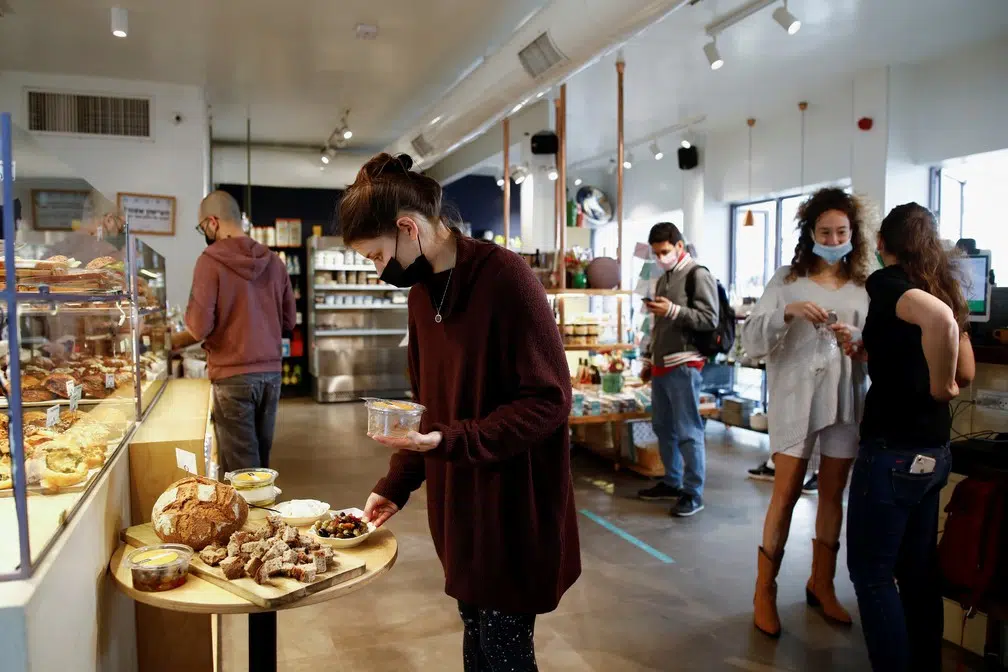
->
xmin=272 ymin=499 xmax=330 ymax=527
xmin=309 ymin=508 xmax=376 ymax=549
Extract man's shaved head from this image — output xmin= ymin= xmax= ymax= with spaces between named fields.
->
xmin=200 ymin=190 xmax=242 ymax=223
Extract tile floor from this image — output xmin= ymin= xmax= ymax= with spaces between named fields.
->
xmin=221 ymin=400 xmax=977 ymax=671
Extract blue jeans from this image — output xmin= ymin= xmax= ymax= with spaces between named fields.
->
xmin=212 ymin=372 xmax=282 ymax=475
xmin=651 ymin=366 xmax=706 ymax=499
xmin=846 ymin=439 xmax=952 ymax=672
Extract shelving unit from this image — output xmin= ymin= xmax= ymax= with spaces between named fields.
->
xmin=308 ymin=237 xmax=410 ymax=402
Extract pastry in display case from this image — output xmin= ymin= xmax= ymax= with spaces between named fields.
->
xmin=0 ymin=124 xmax=172 ymax=579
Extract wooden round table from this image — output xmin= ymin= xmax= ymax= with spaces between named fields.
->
xmin=110 ymin=528 xmax=398 ymax=672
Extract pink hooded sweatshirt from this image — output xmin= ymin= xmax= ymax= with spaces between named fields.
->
xmin=184 ymin=237 xmax=296 ymax=381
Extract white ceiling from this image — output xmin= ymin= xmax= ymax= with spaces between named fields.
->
xmin=563 ymin=0 xmax=1008 ymax=165
xmin=0 ymin=0 xmax=545 ymax=147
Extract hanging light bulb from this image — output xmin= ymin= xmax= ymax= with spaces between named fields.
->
xmin=744 ymin=118 xmax=756 ymax=227
xmin=547 ymin=166 xmax=559 ymax=181
xmin=574 ymin=178 xmax=583 ymax=186
xmin=650 ymin=141 xmax=664 ymax=161
xmin=111 ymin=7 xmax=128 ymax=38
xmin=623 ymin=152 xmax=633 ymax=170
xmin=681 ymin=139 xmax=692 ymax=149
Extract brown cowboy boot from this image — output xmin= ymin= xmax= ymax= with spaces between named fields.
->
xmin=805 ymin=538 xmax=853 ymax=625
xmin=754 ymin=546 xmax=783 ymax=637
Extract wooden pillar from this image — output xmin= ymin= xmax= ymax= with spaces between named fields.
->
xmin=559 ymin=84 xmax=567 ymax=277
xmin=502 ymin=118 xmax=511 ymax=249
xmin=616 ymin=58 xmax=626 ymax=338
xmin=555 ymin=97 xmax=566 ymax=290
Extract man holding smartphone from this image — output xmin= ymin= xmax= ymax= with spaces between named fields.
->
xmin=638 ymin=222 xmax=719 ymax=517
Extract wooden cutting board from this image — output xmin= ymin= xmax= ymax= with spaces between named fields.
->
xmin=123 ymin=522 xmax=367 ymax=608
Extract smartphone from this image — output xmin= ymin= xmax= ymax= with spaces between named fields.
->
xmin=642 ymin=296 xmax=653 ymax=303
xmin=909 ymin=454 xmax=937 ymax=474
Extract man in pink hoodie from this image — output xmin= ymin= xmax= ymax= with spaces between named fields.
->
xmin=174 ymin=191 xmax=296 ymax=473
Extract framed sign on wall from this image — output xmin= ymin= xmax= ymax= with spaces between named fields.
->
xmin=117 ymin=192 xmax=176 ymax=235
xmin=31 ymin=189 xmax=90 ymax=231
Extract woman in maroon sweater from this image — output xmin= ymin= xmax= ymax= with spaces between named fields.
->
xmin=340 ymin=153 xmax=581 ymax=671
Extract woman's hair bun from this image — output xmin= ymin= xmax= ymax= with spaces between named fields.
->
xmin=394 ymin=154 xmax=414 ymax=172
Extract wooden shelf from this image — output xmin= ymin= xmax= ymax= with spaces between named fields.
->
xmin=564 ymin=343 xmax=636 ymax=353
xmin=547 ymin=289 xmax=632 ymax=297
xmin=569 ymin=411 xmax=650 ymax=426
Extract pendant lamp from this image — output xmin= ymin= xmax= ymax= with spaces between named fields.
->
xmin=744 ymin=118 xmax=755 ymax=227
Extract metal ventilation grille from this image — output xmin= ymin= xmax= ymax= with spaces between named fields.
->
xmin=27 ymin=91 xmax=151 ymax=138
xmin=410 ymin=133 xmax=434 ymax=158
xmin=518 ymin=32 xmax=566 ymax=79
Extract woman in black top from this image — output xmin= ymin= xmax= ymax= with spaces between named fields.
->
xmin=843 ymin=203 xmax=975 ymax=671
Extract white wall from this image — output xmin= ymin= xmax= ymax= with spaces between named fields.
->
xmin=0 ymin=71 xmax=208 ymax=307
xmin=607 ymin=36 xmax=1008 ymax=284
xmin=212 ymin=145 xmax=369 ymax=191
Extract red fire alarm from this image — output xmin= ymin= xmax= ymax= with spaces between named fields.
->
xmin=857 ymin=117 xmax=874 ymax=131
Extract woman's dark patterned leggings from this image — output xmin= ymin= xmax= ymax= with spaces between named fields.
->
xmin=458 ymin=601 xmax=538 ymax=672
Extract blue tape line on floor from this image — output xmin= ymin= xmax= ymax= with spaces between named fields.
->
xmin=578 ymin=509 xmax=675 ymax=564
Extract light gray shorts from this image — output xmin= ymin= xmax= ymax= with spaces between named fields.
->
xmin=774 ymin=422 xmax=859 ymax=460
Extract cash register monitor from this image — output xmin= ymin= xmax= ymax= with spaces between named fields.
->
xmin=955 ymin=250 xmax=991 ymax=323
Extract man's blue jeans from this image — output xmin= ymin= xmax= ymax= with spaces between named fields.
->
xmin=651 ymin=366 xmax=706 ymax=499
xmin=847 ymin=439 xmax=951 ymax=672
xmin=212 ymin=372 xmax=282 ymax=475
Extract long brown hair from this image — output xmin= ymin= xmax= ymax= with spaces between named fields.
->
xmin=785 ymin=187 xmax=871 ymax=285
xmin=879 ymin=202 xmax=968 ymax=329
xmin=338 ymin=153 xmax=450 ymax=244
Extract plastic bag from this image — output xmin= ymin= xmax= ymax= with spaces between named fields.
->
xmin=810 ymin=311 xmax=840 ymax=375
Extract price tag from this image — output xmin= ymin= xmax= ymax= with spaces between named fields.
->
xmin=46 ymin=404 xmax=60 ymax=428
xmin=65 ymin=380 xmax=76 ymax=397
xmin=175 ymin=447 xmax=198 ymax=475
xmin=105 ymin=373 xmax=116 ymax=389
xmin=120 ymin=338 xmax=130 ymax=353
xmin=69 ymin=385 xmax=82 ymax=412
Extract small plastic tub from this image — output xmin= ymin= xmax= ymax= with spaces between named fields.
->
xmin=127 ymin=544 xmax=193 ymax=592
xmin=224 ymin=468 xmax=279 ymax=505
xmin=364 ymin=399 xmax=426 ymax=439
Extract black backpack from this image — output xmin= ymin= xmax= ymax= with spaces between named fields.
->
xmin=685 ymin=265 xmax=736 ymax=357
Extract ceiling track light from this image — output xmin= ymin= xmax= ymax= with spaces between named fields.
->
xmin=703 ymin=40 xmax=723 ymax=71
xmin=111 ymin=7 xmax=128 ymax=38
xmin=496 ymin=175 xmax=505 ymax=187
xmin=649 ymin=141 xmax=664 ymax=161
xmin=574 ymin=178 xmax=583 ymax=186
xmin=681 ymin=139 xmax=692 ymax=149
xmin=772 ymin=3 xmax=801 ymax=34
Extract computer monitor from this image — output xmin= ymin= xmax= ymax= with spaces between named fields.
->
xmin=955 ymin=250 xmax=991 ymax=323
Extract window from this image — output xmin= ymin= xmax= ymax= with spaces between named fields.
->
xmin=932 ymin=168 xmax=966 ymax=242
xmin=730 ymin=200 xmax=777 ymax=300
xmin=779 ymin=194 xmax=805 ymax=268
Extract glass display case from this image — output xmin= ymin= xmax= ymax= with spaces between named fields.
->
xmin=0 ymin=113 xmax=169 ymax=580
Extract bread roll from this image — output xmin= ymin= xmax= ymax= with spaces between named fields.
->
xmin=152 ymin=476 xmax=249 ymax=551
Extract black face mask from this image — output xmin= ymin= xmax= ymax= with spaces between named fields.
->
xmin=380 ymin=230 xmax=433 ymax=288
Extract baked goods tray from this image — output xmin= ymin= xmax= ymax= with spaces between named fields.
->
xmin=123 ymin=523 xmax=367 ymax=608
xmin=0 ymin=439 xmax=123 ymax=498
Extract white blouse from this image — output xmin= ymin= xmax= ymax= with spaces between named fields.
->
xmin=740 ymin=266 xmax=870 ymax=451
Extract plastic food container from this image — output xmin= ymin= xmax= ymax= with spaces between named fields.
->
xmin=364 ymin=399 xmax=426 ymax=439
xmin=224 ymin=468 xmax=279 ymax=505
xmin=127 ymin=544 xmax=193 ymax=592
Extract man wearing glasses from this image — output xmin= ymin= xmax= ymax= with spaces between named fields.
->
xmin=173 ymin=191 xmax=295 ymax=473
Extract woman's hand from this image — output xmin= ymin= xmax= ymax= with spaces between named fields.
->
xmin=371 ymin=430 xmax=443 ymax=453
xmin=829 ymin=322 xmax=854 ymax=344
xmin=363 ymin=492 xmax=399 ymax=527
xmin=841 ymin=339 xmax=868 ymax=362
xmin=784 ymin=301 xmax=830 ymax=324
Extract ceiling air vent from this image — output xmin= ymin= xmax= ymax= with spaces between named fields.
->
xmin=27 ymin=90 xmax=151 ymax=138
xmin=410 ymin=133 xmax=434 ymax=158
xmin=518 ymin=32 xmax=567 ymax=79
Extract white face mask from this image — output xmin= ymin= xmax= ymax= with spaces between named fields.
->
xmin=656 ymin=254 xmax=677 ymax=271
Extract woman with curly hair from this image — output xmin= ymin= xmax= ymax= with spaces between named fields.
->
xmin=845 ymin=203 xmax=973 ymax=671
xmin=741 ymin=187 xmax=872 ymax=637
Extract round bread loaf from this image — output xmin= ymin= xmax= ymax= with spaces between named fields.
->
xmin=152 ymin=476 xmax=248 ymax=550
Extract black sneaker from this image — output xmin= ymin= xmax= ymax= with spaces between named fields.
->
xmin=672 ymin=495 xmax=705 ymax=517
xmin=802 ymin=472 xmax=818 ymax=495
xmin=747 ymin=461 xmax=776 ymax=482
xmin=638 ymin=482 xmax=683 ymax=501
